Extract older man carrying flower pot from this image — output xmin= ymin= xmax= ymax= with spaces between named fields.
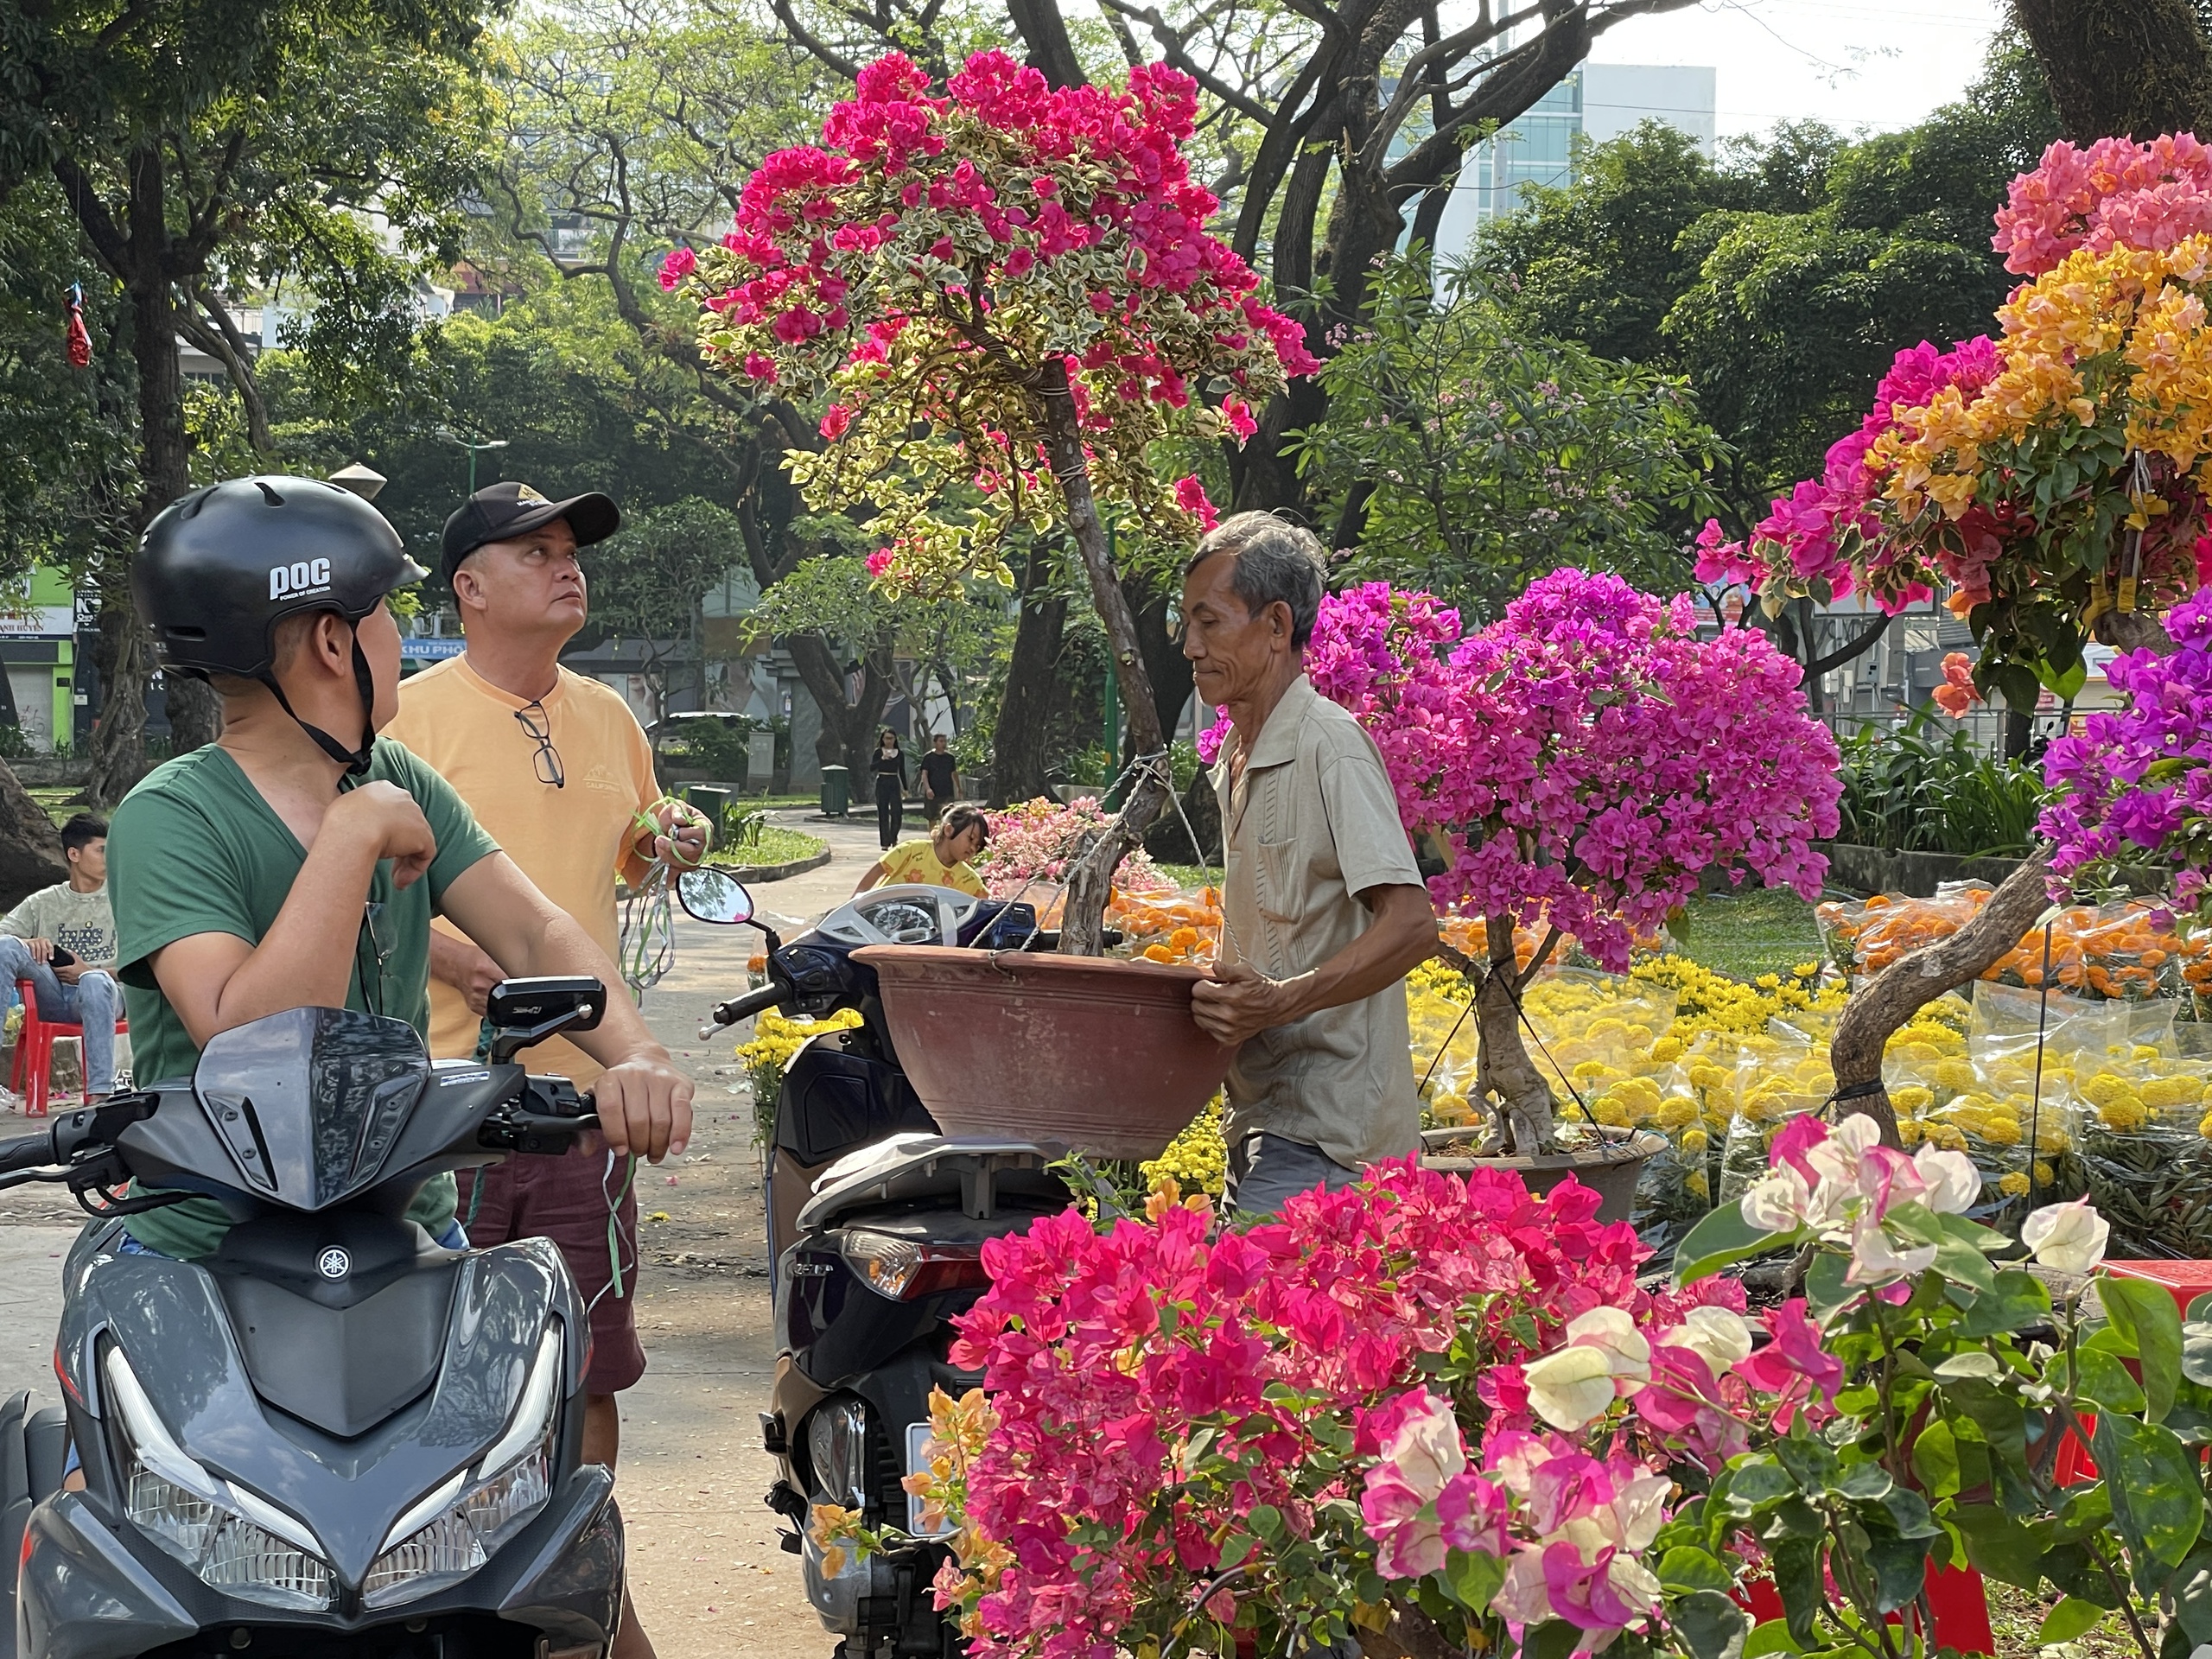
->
xmin=1183 ymin=513 xmax=1440 ymax=1216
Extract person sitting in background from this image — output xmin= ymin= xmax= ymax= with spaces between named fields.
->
xmin=854 ymin=803 xmax=990 ymax=898
xmin=918 ymin=734 xmax=959 ymax=823
xmin=0 ymin=813 xmax=120 ymax=1103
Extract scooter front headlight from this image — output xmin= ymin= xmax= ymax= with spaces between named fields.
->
xmin=365 ymin=1324 xmax=563 ymax=1609
xmin=105 ymin=1349 xmax=333 ymax=1611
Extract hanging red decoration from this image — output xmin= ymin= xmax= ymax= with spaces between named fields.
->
xmin=65 ymin=285 xmax=91 ymax=369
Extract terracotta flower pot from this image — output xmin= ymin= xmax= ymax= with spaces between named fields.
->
xmin=855 ymin=944 xmax=1236 ymax=1160
xmin=1417 ymin=1128 xmax=1668 ymax=1224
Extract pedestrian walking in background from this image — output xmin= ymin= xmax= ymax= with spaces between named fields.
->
xmin=918 ymin=732 xmax=959 ymax=823
xmin=870 ymin=727 xmax=907 ymax=849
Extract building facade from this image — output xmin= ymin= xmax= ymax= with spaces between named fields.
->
xmin=1430 ymin=61 xmax=1718 ymax=257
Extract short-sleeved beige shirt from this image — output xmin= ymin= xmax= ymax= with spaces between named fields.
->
xmin=1213 ymin=674 xmax=1425 ymax=1172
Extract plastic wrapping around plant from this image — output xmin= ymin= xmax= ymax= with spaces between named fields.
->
xmin=1817 ymin=884 xmax=2206 ymax=997
xmin=735 ymin=1008 xmax=865 ymax=1143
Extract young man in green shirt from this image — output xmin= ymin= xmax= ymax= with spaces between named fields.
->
xmin=108 ymin=475 xmax=694 ymax=1260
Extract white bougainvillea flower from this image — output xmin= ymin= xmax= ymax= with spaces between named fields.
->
xmin=1911 ymin=1144 xmax=1982 ymax=1216
xmin=1844 ymin=1215 xmax=1937 ymax=1288
xmin=1522 ymin=1345 xmax=1620 ymax=1433
xmin=1656 ymin=1305 xmax=1755 ymax=1380
xmin=2021 ymin=1198 xmax=2111 ymax=1274
xmin=1741 ymin=1164 xmax=1815 ymax=1232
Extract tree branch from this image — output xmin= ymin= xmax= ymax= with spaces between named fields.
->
xmin=176 ymin=286 xmax=274 ymax=454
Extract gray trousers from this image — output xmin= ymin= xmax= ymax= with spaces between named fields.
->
xmin=1224 ymin=1131 xmax=1362 ymax=1218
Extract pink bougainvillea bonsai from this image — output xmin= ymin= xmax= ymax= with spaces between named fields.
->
xmin=1205 ymin=569 xmax=1840 ymax=1153
xmin=671 ymin=49 xmax=1313 ymax=950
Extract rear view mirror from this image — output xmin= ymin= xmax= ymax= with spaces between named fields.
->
xmin=678 ymin=868 xmax=755 ymax=925
xmin=486 ymin=976 xmax=606 ymax=1065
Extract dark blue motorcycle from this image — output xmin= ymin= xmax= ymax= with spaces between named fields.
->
xmin=678 ymin=872 xmax=1073 ymax=1659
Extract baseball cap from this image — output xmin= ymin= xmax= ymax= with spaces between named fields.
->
xmin=440 ymin=480 xmax=620 ymax=582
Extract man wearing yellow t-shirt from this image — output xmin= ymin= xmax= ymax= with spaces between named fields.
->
xmin=385 ymin=480 xmax=705 ymax=1659
xmin=855 ymin=802 xmax=990 ymax=897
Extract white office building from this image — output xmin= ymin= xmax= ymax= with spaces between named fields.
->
xmin=1428 ymin=62 xmax=1718 ymax=259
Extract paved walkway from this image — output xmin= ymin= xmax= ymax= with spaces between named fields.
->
xmin=0 ymin=808 xmax=902 ymax=1659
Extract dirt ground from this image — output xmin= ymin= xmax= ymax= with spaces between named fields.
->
xmin=0 ymin=806 xmax=893 ymax=1659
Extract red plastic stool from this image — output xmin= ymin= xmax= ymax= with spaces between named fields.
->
xmin=1736 ymin=1561 xmax=1993 ymax=1655
xmin=2052 ymin=1261 xmax=2212 ymax=1486
xmin=10 ymin=977 xmax=125 ymax=1117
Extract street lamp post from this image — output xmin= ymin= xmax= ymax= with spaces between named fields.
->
xmin=434 ymin=429 xmax=509 ymax=493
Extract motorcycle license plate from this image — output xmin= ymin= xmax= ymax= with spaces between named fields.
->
xmin=905 ymin=1421 xmax=956 ymax=1538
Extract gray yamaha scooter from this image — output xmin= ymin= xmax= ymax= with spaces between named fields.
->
xmin=0 ymin=978 xmax=626 ymax=1659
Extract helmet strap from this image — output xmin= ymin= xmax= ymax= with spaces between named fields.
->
xmin=257 ymin=626 xmax=377 ymax=779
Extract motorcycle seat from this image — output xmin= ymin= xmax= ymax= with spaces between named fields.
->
xmin=798 ymin=1134 xmax=1064 ymax=1228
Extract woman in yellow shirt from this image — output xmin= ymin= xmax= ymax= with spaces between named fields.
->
xmin=855 ymin=803 xmax=991 ymax=897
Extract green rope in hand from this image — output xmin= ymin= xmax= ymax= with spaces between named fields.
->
xmin=604 ymin=1153 xmax=638 ymax=1302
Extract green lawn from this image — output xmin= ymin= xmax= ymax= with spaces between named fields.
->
xmin=1666 ymin=887 xmax=1824 ymax=982
xmin=709 ymin=824 xmax=827 ymax=871
xmin=1153 ymin=860 xmax=1820 ymax=984
xmin=28 ymin=787 xmax=78 ymax=829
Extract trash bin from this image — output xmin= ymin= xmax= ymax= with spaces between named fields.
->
xmin=820 ymin=765 xmax=849 ymax=818
xmin=684 ymin=785 xmax=731 ymax=839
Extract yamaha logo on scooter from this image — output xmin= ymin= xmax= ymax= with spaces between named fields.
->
xmin=316 ymin=1246 xmax=351 ymax=1281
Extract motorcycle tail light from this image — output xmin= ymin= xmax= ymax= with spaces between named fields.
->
xmin=838 ymin=1230 xmax=989 ymax=1300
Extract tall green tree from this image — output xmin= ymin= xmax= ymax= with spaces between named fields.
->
xmin=1287 ymin=256 xmax=1726 ymax=618
xmin=1478 ymin=41 xmax=2060 ymax=531
xmin=0 ymin=0 xmax=497 ymax=802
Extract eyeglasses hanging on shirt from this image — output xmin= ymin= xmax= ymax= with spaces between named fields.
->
xmin=514 ymin=701 xmax=565 ymax=788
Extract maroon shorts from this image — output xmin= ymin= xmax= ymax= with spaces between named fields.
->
xmin=455 ymin=1146 xmax=647 ymax=1395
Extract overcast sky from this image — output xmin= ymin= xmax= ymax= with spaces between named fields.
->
xmin=1587 ymin=0 xmax=2012 ymax=143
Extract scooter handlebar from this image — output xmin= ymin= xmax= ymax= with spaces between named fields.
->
xmin=709 ymin=984 xmax=785 ymax=1032
xmin=0 ymin=1128 xmax=54 ymax=1174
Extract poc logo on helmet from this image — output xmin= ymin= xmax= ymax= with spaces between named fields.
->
xmin=270 ymin=557 xmax=334 ymax=601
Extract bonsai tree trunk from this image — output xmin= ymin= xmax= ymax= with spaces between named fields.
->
xmin=1827 ymin=852 xmax=2055 ymax=1147
xmin=1469 ymin=917 xmax=1561 ymax=1154
xmin=1038 ymin=362 xmax=1172 ymax=956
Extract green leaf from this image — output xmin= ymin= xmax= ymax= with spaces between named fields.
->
xmin=2103 ymin=1274 xmax=2185 ymax=1424
xmin=1445 ymin=1547 xmax=1504 ymax=1614
xmin=1675 ymin=1202 xmax=1782 ymax=1285
xmin=1800 ymin=1249 xmax=1853 ymax=1323
xmin=1866 ymin=1534 xmax=1929 ymax=1613
xmin=2094 ymin=1413 xmax=2207 ymax=1567
xmin=1910 ymin=1420 xmax=1962 ymax=1499
xmin=1672 ymin=1590 xmax=1751 ymax=1659
xmin=1248 ymin=1504 xmax=1281 ymax=1540
xmin=1879 ymin=1487 xmax=1942 ymax=1540
xmin=2169 ymin=1547 xmax=2212 ymax=1643
xmin=1659 ymin=1547 xmax=1736 ymax=1594
xmin=1741 ymin=1621 xmax=1796 ymax=1659
xmin=1215 ymin=1532 xmax=1256 ymax=1570
xmin=2182 ymin=1320 xmax=2212 ymax=1388
xmin=2075 ymin=1346 xmax=2149 ymax=1415
xmin=2040 ymin=658 xmax=2089 ymax=700
xmin=2036 ymin=1596 xmax=2107 ymax=1645
xmin=1771 ymin=1536 xmax=1823 ymax=1643
xmin=1725 ymin=1457 xmax=1796 ymax=1510
xmin=1953 ymin=1503 xmax=2048 ymax=1588
xmin=1956 ymin=1270 xmax=2051 ymax=1338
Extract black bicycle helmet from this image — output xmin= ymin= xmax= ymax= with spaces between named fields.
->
xmin=136 ymin=476 xmax=429 ymax=775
